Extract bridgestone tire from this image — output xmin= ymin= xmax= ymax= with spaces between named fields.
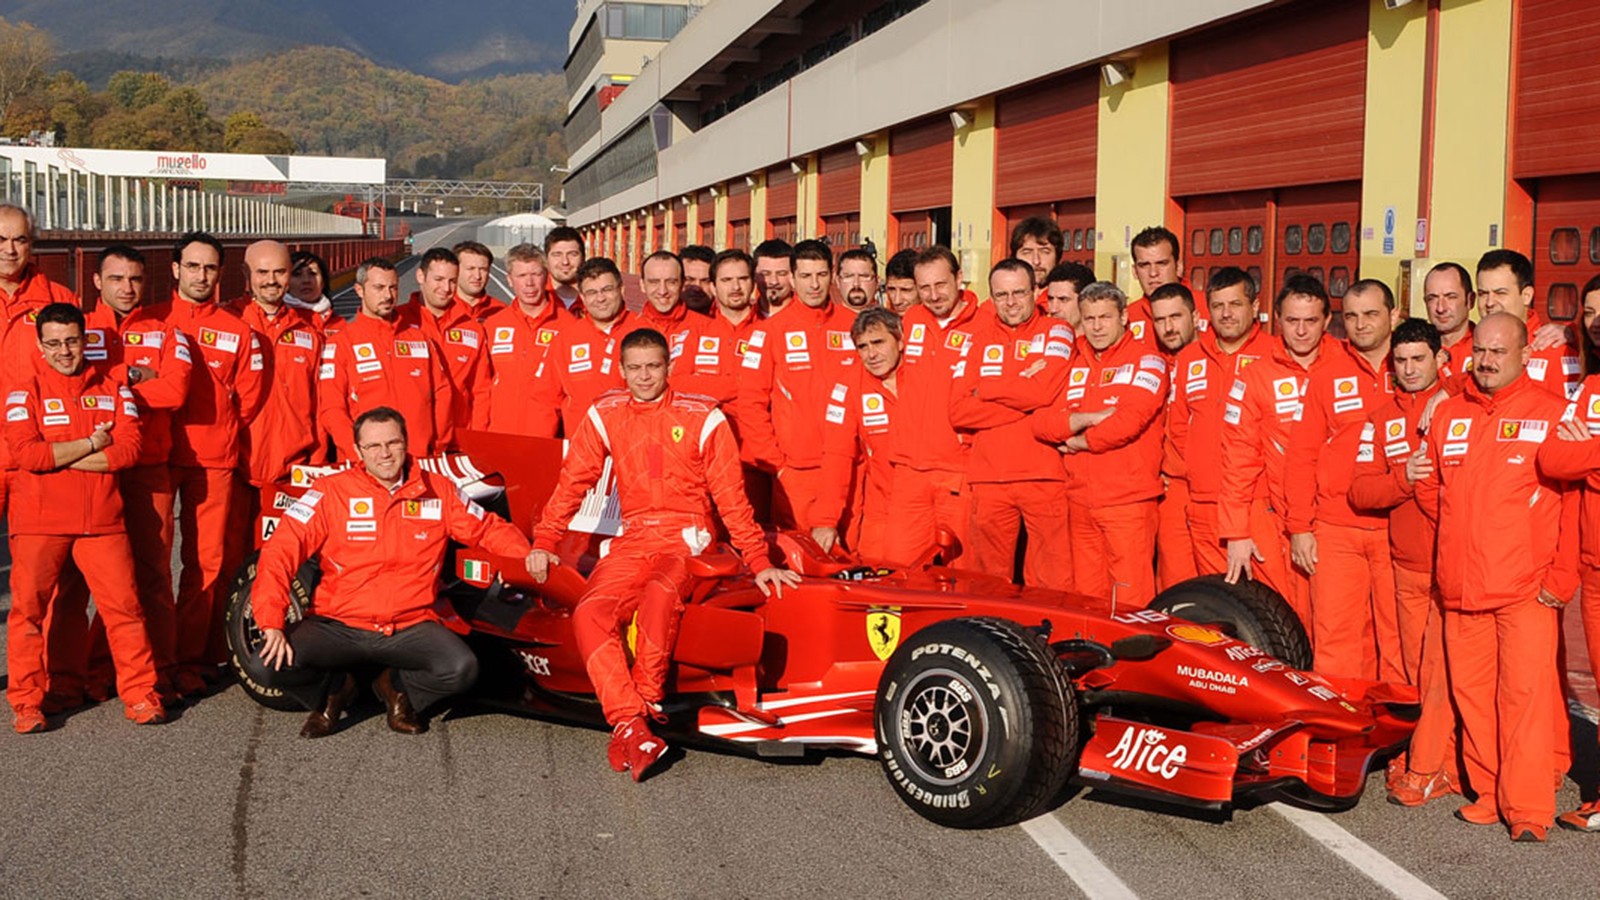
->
xmin=875 ymin=617 xmax=1079 ymax=829
xmin=1148 ymin=574 xmax=1312 ymax=670
xmin=225 ymin=551 xmax=322 ymax=712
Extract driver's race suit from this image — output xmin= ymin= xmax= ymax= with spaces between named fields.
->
xmin=533 ymin=388 xmax=770 ymax=726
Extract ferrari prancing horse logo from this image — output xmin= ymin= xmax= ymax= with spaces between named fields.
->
xmin=866 ymin=608 xmax=902 ymax=661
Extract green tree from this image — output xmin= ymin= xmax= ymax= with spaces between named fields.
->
xmin=0 ymin=17 xmax=52 ymax=132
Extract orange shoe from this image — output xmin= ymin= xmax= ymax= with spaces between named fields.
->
xmin=1387 ymin=769 xmax=1458 ymax=807
xmin=1556 ymin=800 xmax=1600 ymax=833
xmin=1384 ymin=752 xmax=1407 ymax=791
xmin=12 ymin=707 xmax=47 ymax=734
xmin=1454 ymin=801 xmax=1500 ymax=826
xmin=125 ymin=696 xmax=167 ymax=726
xmin=1509 ymin=821 xmax=1548 ymax=843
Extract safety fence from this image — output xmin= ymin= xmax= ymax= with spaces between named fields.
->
xmin=31 ymin=233 xmax=408 ymax=304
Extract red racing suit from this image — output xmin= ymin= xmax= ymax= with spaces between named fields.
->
xmin=734 ymin=300 xmax=859 ymax=529
xmin=319 ymin=312 xmax=453 ymax=459
xmin=532 ymin=388 xmax=770 ymax=726
xmin=1347 ymin=382 xmax=1457 ymax=783
xmin=531 ymin=309 xmax=647 ymax=437
xmin=5 ymin=362 xmax=157 ymax=716
xmin=1217 ymin=334 xmax=1339 ymax=622
xmin=1283 ymin=340 xmax=1398 ymax=680
xmin=165 ymin=295 xmax=269 ymax=682
xmin=407 ymin=296 xmax=491 ymax=433
xmin=482 ymin=300 xmax=572 ymax=437
xmin=254 ymin=466 xmax=531 ymax=633
xmin=1032 ymin=330 xmax=1168 ymax=605
xmin=1155 ymin=326 xmax=1275 ymax=578
xmin=1417 ymin=374 xmax=1576 ymax=829
xmin=948 ymin=305 xmax=1074 ymax=589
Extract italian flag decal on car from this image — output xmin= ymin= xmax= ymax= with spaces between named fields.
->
xmin=462 ymin=559 xmax=491 ymax=583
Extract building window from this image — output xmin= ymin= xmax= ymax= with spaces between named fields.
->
xmin=604 ymin=3 xmax=690 ymax=41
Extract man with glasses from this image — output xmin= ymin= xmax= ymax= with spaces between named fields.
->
xmin=837 ymin=248 xmax=879 ymax=312
xmin=532 ymin=257 xmax=645 ymax=436
xmin=6 ymin=303 xmax=163 ymax=732
xmin=255 ymin=406 xmax=537 ymax=738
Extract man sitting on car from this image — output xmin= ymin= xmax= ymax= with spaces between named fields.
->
xmin=254 ymin=406 xmax=537 ymax=737
xmin=528 ymin=328 xmax=800 ymax=781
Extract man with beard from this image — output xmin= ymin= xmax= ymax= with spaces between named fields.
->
xmin=753 ymin=239 xmax=795 ymax=316
xmin=1285 ymin=280 xmax=1402 ymax=679
xmin=679 ymin=244 xmax=715 ymax=314
xmin=837 ymin=248 xmax=879 ymax=312
xmin=1149 ymin=281 xmax=1200 ymax=590
xmin=545 ymin=227 xmax=586 ymax=315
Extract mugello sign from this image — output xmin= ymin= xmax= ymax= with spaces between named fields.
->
xmin=1 ymin=145 xmax=385 ymax=185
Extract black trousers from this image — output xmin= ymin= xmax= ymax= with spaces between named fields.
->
xmin=284 ymin=617 xmax=479 ymax=715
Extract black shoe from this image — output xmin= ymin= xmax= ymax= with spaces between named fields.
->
xmin=300 ymin=674 xmax=358 ymax=739
xmin=373 ymin=669 xmax=424 ymax=735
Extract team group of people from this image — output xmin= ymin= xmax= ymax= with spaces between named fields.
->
xmin=2 ymin=197 xmax=1599 ymax=830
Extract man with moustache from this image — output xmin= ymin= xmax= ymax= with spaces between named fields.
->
xmin=837 ymin=248 xmax=879 ymax=313
xmin=753 ymin=239 xmax=795 ymax=316
xmin=679 ymin=244 xmax=716 ymax=315
xmin=1148 ymin=281 xmax=1200 ymax=590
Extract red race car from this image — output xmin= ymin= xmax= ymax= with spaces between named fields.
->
xmin=226 ymin=432 xmax=1416 ymax=829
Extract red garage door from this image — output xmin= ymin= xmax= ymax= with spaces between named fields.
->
xmin=1514 ymin=0 xmax=1600 ymax=179
xmin=824 ymin=213 xmax=860 ymax=250
xmin=1529 ymin=175 xmax=1600 ymax=324
xmin=1169 ymin=0 xmax=1366 ymax=196
xmin=818 ymin=145 xmax=860 ymax=218
xmin=727 ymin=177 xmax=751 ymax=251
xmin=674 ymin=220 xmax=687 ymax=251
xmin=995 ymin=69 xmax=1098 ymax=267
xmin=767 ymin=163 xmax=798 ymax=241
xmin=891 ymin=117 xmax=953 ymax=213
xmin=1182 ymin=181 xmax=1360 ymax=333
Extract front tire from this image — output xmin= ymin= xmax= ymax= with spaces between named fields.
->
xmin=1148 ymin=574 xmax=1312 ymax=670
xmin=224 ymin=551 xmax=323 ymax=712
xmin=875 ymin=617 xmax=1079 ymax=829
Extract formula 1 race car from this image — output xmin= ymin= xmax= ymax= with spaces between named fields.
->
xmin=225 ymin=432 xmax=1417 ymax=830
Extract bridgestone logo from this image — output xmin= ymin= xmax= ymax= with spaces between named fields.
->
xmin=883 ymin=753 xmax=972 ymax=809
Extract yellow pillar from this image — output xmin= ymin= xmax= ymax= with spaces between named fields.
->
xmin=664 ymin=204 xmax=676 ymax=251
xmin=800 ymin=155 xmax=819 ymax=239
xmin=686 ymin=196 xmax=700 ymax=245
xmin=1426 ymin=0 xmax=1513 ymax=268
xmin=1094 ymin=44 xmax=1172 ymax=294
xmin=860 ymin=131 xmax=891 ymax=255
xmin=951 ymin=99 xmax=997 ymax=282
xmin=751 ymin=171 xmax=768 ymax=246
xmin=714 ymin=184 xmax=729 ymax=251
xmin=1357 ymin=0 xmax=1429 ymax=293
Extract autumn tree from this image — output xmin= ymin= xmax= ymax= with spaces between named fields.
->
xmin=224 ymin=111 xmax=295 ymax=154
xmin=0 ymin=17 xmax=54 ymax=135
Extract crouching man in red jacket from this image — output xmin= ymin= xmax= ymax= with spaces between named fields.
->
xmin=529 ymin=328 xmax=800 ymax=781
xmin=6 ymin=303 xmax=162 ymax=733
xmin=253 ymin=406 xmax=537 ymax=737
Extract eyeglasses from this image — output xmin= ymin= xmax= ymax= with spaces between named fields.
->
xmin=356 ymin=439 xmax=407 ymax=455
xmin=41 ymin=338 xmax=83 ymax=351
xmin=581 ymin=285 xmax=622 ymax=301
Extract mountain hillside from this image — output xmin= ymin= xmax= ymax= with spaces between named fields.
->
xmin=0 ymin=0 xmax=574 ymax=81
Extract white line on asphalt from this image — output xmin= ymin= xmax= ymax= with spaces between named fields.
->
xmin=1270 ymin=804 xmax=1448 ymax=900
xmin=1020 ymin=814 xmax=1140 ymax=900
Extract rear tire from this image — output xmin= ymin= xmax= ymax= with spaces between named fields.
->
xmin=224 ymin=552 xmax=323 ymax=712
xmin=875 ymin=617 xmax=1079 ymax=829
xmin=1148 ymin=574 xmax=1312 ymax=670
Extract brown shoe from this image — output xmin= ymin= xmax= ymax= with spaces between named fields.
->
xmin=300 ymin=674 xmax=358 ymax=739
xmin=373 ymin=669 xmax=424 ymax=735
